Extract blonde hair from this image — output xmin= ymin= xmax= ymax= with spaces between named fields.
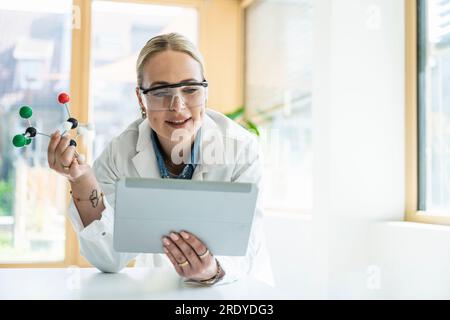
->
xmin=136 ymin=33 xmax=205 ymax=87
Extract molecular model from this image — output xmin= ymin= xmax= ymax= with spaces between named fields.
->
xmin=12 ymin=93 xmax=91 ymax=164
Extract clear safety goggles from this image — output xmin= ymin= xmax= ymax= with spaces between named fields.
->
xmin=140 ymin=80 xmax=208 ymax=111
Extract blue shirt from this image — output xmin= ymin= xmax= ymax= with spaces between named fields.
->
xmin=151 ymin=129 xmax=201 ymax=180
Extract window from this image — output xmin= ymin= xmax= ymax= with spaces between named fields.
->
xmin=0 ymin=0 xmax=73 ymax=263
xmin=245 ymin=0 xmax=313 ymax=214
xmin=418 ymin=0 xmax=450 ymax=215
xmin=90 ymin=0 xmax=198 ymax=160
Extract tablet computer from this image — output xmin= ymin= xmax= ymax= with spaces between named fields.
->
xmin=113 ymin=178 xmax=258 ymax=256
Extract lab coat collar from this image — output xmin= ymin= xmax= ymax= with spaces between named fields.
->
xmin=132 ymin=110 xmax=220 ymax=181
xmin=132 ymin=120 xmax=160 ymax=179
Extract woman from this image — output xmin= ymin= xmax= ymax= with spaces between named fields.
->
xmin=47 ymin=33 xmax=271 ymax=286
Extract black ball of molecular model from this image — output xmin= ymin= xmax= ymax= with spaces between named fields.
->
xmin=12 ymin=92 xmax=91 ymax=163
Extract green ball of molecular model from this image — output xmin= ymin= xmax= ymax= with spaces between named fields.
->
xmin=12 ymin=134 xmax=25 ymax=147
xmin=19 ymin=106 xmax=32 ymax=119
xmin=12 ymin=134 xmax=32 ymax=147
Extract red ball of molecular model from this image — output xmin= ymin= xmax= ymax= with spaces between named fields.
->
xmin=58 ymin=92 xmax=70 ymax=104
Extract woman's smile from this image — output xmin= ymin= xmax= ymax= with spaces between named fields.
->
xmin=165 ymin=116 xmax=192 ymax=129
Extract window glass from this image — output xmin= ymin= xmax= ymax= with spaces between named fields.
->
xmin=245 ymin=0 xmax=313 ymax=213
xmin=90 ymin=0 xmax=198 ymax=159
xmin=418 ymin=0 xmax=450 ymax=214
xmin=0 ymin=0 xmax=73 ymax=262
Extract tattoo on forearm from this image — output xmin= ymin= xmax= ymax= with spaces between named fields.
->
xmin=89 ymin=189 xmax=99 ymax=208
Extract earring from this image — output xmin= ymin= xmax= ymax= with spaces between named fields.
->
xmin=141 ymin=109 xmax=147 ymax=119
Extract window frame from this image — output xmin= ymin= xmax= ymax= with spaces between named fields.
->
xmin=405 ymin=0 xmax=450 ymax=226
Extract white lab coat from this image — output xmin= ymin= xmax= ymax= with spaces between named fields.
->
xmin=68 ymin=108 xmax=273 ymax=286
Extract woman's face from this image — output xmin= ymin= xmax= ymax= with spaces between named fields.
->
xmin=136 ymin=50 xmax=206 ymax=142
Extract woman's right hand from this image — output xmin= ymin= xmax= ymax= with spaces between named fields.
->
xmin=47 ymin=130 xmax=91 ymax=183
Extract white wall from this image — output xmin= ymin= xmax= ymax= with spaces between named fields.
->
xmin=262 ymin=0 xmax=450 ymax=299
xmin=312 ymin=0 xmax=406 ymax=299
xmin=369 ymin=222 xmax=450 ymax=299
xmin=263 ymin=215 xmax=315 ymax=299
xmin=265 ymin=217 xmax=450 ymax=299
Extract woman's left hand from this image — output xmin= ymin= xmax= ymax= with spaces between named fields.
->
xmin=162 ymin=231 xmax=220 ymax=282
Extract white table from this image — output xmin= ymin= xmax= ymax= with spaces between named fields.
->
xmin=0 ymin=267 xmax=287 ymax=300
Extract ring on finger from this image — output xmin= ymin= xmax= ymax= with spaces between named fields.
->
xmin=61 ymin=163 xmax=70 ymax=171
xmin=178 ymin=260 xmax=190 ymax=267
xmin=198 ymin=249 xmax=210 ymax=260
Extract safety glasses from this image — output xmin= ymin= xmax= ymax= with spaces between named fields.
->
xmin=140 ymin=81 xmax=208 ymax=111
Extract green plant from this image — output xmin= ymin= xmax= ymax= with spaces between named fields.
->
xmin=0 ymin=231 xmax=12 ymax=247
xmin=226 ymin=106 xmax=260 ymax=136
xmin=0 ymin=179 xmax=13 ymax=217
